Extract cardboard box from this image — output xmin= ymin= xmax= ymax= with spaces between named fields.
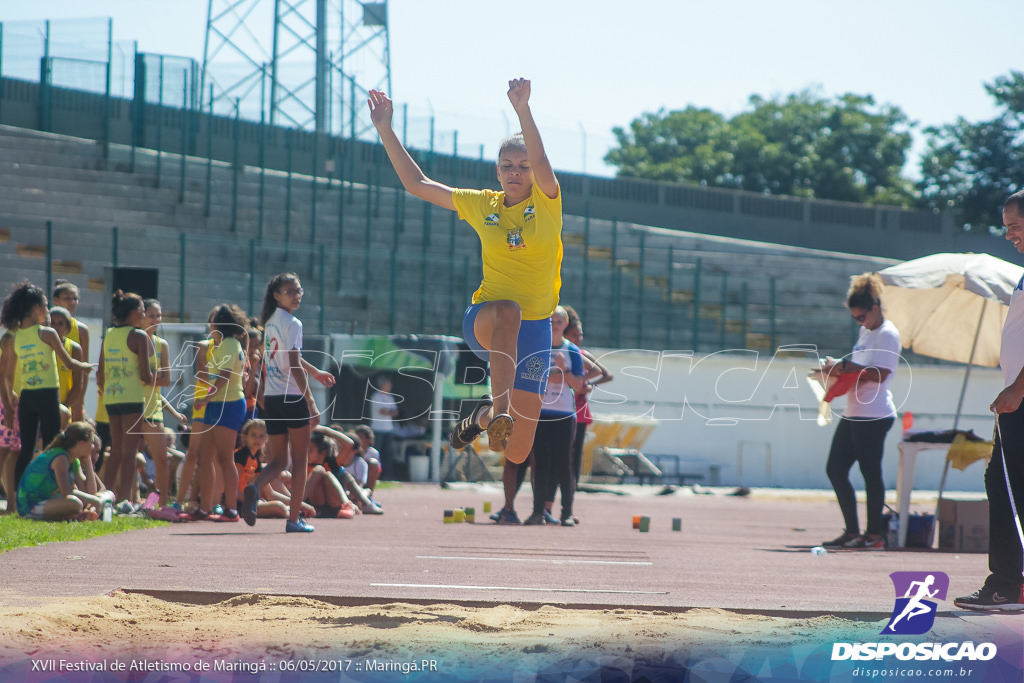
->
xmin=938 ymin=500 xmax=989 ymax=553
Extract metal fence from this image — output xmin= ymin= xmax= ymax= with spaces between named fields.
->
xmin=0 ymin=16 xmax=971 ymax=357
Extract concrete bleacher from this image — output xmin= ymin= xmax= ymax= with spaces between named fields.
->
xmin=0 ymin=124 xmax=898 ymax=354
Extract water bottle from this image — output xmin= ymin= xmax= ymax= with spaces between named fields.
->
xmin=810 ymin=546 xmax=827 ymax=557
xmin=887 ymin=514 xmax=899 ymax=548
xmin=101 ymin=502 xmax=113 ymax=523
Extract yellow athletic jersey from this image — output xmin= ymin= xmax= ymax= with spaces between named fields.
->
xmin=102 ymin=326 xmax=144 ymax=406
xmin=14 ymin=326 xmax=60 ymax=391
xmin=95 ymin=385 xmax=108 ymax=423
xmin=67 ymin=316 xmax=82 ymax=347
xmin=207 ymin=336 xmax=245 ymax=403
xmin=193 ymin=339 xmax=215 ymax=420
xmin=58 ymin=336 xmax=76 ymax=403
xmin=452 ymin=184 xmax=563 ymax=321
xmin=144 ymin=335 xmax=167 ymax=421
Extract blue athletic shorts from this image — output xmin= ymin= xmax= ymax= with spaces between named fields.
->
xmin=197 ymin=398 xmax=247 ymax=432
xmin=462 ymin=303 xmax=551 ymax=395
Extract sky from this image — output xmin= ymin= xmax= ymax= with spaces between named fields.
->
xmin=1 ymin=0 xmax=1020 ymax=178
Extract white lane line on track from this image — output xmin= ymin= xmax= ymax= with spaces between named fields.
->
xmin=372 ymin=583 xmax=668 ymax=595
xmin=416 ymin=555 xmax=652 ymax=566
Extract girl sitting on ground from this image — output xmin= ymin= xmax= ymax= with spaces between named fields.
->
xmin=16 ymin=421 xmax=113 ymax=520
xmin=234 ymin=419 xmax=289 ymax=519
xmin=352 ymin=425 xmax=382 ymax=500
xmin=305 ymin=429 xmax=359 ymax=519
xmin=325 ymin=426 xmax=383 ymax=515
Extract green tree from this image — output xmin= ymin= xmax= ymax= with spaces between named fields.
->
xmin=917 ymin=71 xmax=1024 ymax=231
xmin=603 ymin=107 xmax=734 ymax=184
xmin=606 ymin=90 xmax=914 ymax=205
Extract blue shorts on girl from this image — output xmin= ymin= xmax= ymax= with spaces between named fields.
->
xmin=462 ymin=303 xmax=551 ymax=395
xmin=197 ymin=399 xmax=247 ymax=432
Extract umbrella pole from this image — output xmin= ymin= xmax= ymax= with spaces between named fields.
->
xmin=931 ymin=305 xmax=986 ymax=546
xmin=951 ymin=305 xmax=986 ymax=433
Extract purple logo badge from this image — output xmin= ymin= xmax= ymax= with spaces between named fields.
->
xmin=883 ymin=571 xmax=949 ymax=635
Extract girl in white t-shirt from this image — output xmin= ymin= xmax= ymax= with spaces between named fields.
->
xmin=241 ymin=273 xmax=335 ymax=532
xmin=821 ymin=273 xmax=901 ymax=550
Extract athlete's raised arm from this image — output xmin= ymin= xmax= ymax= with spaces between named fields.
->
xmin=368 ymin=89 xmax=456 ymax=211
xmin=507 ymin=78 xmax=558 ymax=200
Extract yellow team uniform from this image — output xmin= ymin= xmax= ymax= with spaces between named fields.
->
xmin=452 ymin=183 xmax=563 ymax=320
xmin=101 ymin=326 xmax=144 ymax=408
xmin=14 ymin=326 xmax=60 ymax=391
xmin=144 ymin=335 xmax=167 ymax=421
xmin=95 ymin=387 xmax=109 ymax=424
xmin=67 ymin=316 xmax=83 ymax=349
xmin=207 ymin=336 xmax=245 ymax=403
xmin=57 ymin=336 xmax=76 ymax=404
xmin=193 ymin=340 xmax=215 ymax=420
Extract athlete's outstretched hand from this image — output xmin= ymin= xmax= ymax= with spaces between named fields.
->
xmin=507 ymin=78 xmax=531 ymax=112
xmin=367 ymin=89 xmax=394 ymax=130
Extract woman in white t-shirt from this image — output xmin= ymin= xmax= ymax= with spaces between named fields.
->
xmin=821 ymin=273 xmax=901 ymax=550
xmin=241 ymin=273 xmax=336 ymax=533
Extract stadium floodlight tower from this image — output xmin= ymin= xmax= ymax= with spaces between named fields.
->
xmin=202 ymin=0 xmax=391 ymax=137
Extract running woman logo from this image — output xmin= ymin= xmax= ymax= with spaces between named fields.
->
xmin=883 ymin=571 xmax=949 ymax=635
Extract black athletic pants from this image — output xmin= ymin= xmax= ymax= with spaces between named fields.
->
xmin=826 ymin=416 xmax=894 ymax=537
xmin=15 ymin=388 xmax=62 ymax=487
xmin=987 ymin=406 xmax=1024 ymax=590
xmin=571 ymin=421 xmax=588 ymax=486
xmin=532 ymin=413 xmax=576 ymax=519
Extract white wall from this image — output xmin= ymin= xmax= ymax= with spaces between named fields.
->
xmin=587 ymin=347 xmax=1000 ymax=492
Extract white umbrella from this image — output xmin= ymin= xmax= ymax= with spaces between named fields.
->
xmin=879 ymin=253 xmax=1022 ymax=377
xmin=878 ymin=252 xmax=1024 ymax=537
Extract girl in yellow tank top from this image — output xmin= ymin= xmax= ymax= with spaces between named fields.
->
xmin=140 ymin=299 xmax=180 ymax=513
xmin=175 ymin=336 xmax=214 ymax=514
xmin=1 ymin=282 xmax=95 ymax=491
xmin=48 ymin=306 xmax=86 ymax=421
xmin=98 ymin=290 xmax=154 ymax=503
xmin=52 ymin=280 xmax=90 ymax=363
xmin=195 ymin=304 xmax=251 ymax=522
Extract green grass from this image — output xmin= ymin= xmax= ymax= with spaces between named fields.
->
xmin=0 ymin=514 xmax=166 ymax=553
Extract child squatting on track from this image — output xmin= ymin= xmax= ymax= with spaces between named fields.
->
xmin=16 ymin=421 xmax=114 ymax=521
xmin=369 ymin=78 xmax=563 ymax=525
